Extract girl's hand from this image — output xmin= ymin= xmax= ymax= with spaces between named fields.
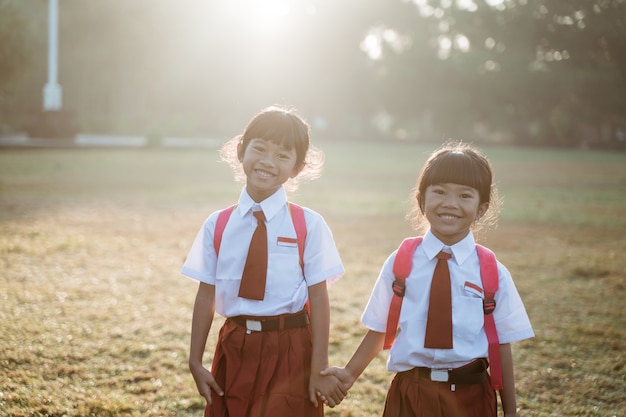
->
xmin=309 ymin=371 xmax=347 ymax=408
xmin=316 ymin=367 xmax=355 ymax=407
xmin=189 ymin=362 xmax=223 ymax=405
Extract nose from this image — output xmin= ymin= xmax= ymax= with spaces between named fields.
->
xmin=442 ymin=194 xmax=459 ymax=207
xmin=259 ymin=153 xmax=275 ymax=167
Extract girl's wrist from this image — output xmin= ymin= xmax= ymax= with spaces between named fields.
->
xmin=310 ymin=359 xmax=329 ymax=374
xmin=188 ymin=358 xmax=204 ymax=369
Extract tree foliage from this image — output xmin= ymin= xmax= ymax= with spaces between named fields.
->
xmin=0 ymin=0 xmax=39 ymax=132
xmin=2 ymin=0 xmax=625 ymax=147
xmin=368 ymin=0 xmax=626 ymax=146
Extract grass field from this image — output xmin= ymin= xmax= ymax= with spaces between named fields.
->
xmin=1 ymin=141 xmax=625 ymax=417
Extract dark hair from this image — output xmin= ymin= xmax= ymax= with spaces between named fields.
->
xmin=410 ymin=141 xmax=500 ymax=233
xmin=220 ymin=105 xmax=324 ymax=191
xmin=236 ymin=106 xmax=311 ymax=168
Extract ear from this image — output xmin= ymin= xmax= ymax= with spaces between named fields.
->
xmin=236 ymin=142 xmax=244 ymax=161
xmin=290 ymin=162 xmax=306 ymax=178
xmin=416 ymin=193 xmax=425 ymax=214
xmin=476 ymin=202 xmax=489 ymax=220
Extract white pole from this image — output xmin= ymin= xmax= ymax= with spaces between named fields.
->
xmin=43 ymin=0 xmax=62 ymax=110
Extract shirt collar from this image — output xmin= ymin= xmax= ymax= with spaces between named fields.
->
xmin=422 ymin=230 xmax=476 ymax=265
xmin=237 ymin=187 xmax=288 ymax=221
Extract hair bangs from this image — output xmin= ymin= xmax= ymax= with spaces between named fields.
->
xmin=244 ymin=109 xmax=309 ymax=166
xmin=247 ymin=111 xmax=307 ymax=149
xmin=422 ymin=150 xmax=491 ymax=203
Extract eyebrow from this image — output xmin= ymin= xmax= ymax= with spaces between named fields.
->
xmin=433 ymin=183 xmax=478 ymax=192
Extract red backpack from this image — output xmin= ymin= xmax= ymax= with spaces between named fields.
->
xmin=384 ymin=237 xmax=503 ymax=390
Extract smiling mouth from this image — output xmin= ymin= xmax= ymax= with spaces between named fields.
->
xmin=439 ymin=214 xmax=460 ymax=220
xmin=255 ymin=169 xmax=274 ymax=178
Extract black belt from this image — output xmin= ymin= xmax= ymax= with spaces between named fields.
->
xmin=406 ymin=359 xmax=488 ymax=385
xmin=230 ymin=310 xmax=310 ymax=332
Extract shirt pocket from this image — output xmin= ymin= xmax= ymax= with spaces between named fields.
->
xmin=267 ymin=248 xmax=304 ymax=298
xmin=463 ymin=281 xmax=484 ymax=299
xmin=276 ymin=236 xmax=299 ymax=248
xmin=454 ymin=283 xmax=485 ymax=342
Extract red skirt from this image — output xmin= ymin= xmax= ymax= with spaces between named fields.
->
xmin=382 ymin=366 xmax=497 ymax=417
xmin=205 ymin=317 xmax=323 ymax=417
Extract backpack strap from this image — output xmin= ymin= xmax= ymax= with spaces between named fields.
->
xmin=214 ymin=204 xmax=236 ymax=256
xmin=384 ymin=237 xmax=423 ymax=350
xmin=287 ymin=202 xmax=307 ymax=275
xmin=287 ymin=202 xmax=310 ymax=314
xmin=476 ymin=244 xmax=503 ymax=391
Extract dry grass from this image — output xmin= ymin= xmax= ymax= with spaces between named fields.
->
xmin=1 ymin=143 xmax=625 ymax=416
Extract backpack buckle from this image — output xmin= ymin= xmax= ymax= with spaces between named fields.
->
xmin=483 ymin=298 xmax=496 ymax=315
xmin=392 ymin=280 xmax=406 ymax=297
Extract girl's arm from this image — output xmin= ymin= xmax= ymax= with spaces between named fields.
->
xmin=340 ymin=329 xmax=386 ymax=384
xmin=188 ymin=282 xmax=223 ymax=404
xmin=498 ymin=343 xmax=517 ymax=417
xmin=318 ymin=328 xmax=385 ymax=406
xmin=307 ymin=281 xmax=347 ymax=406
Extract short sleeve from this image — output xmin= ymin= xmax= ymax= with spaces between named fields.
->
xmin=180 ymin=213 xmax=219 ymax=284
xmin=301 ymin=208 xmax=344 ymax=286
xmin=493 ymin=263 xmax=535 ymax=343
xmin=361 ymin=252 xmax=396 ymax=333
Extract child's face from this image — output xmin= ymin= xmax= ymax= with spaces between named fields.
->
xmin=240 ymin=138 xmax=301 ymax=202
xmin=422 ymin=182 xmax=488 ymax=245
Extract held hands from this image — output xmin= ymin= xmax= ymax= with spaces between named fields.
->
xmin=189 ymin=362 xmax=223 ymax=405
xmin=315 ymin=367 xmax=355 ymax=407
xmin=309 ymin=371 xmax=347 ymax=408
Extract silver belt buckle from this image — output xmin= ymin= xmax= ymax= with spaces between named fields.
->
xmin=430 ymin=369 xmax=450 ymax=382
xmin=246 ymin=319 xmax=263 ymax=332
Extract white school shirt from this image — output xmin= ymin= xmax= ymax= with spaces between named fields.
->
xmin=181 ymin=187 xmax=344 ymax=317
xmin=362 ymin=230 xmax=534 ymax=372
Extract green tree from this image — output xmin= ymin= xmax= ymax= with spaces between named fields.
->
xmin=372 ymin=0 xmax=626 ymax=147
xmin=0 ymin=0 xmax=39 ymax=132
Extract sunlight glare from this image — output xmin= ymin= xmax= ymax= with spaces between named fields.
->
xmin=438 ymin=35 xmax=452 ymax=59
xmin=456 ymin=0 xmax=478 ymax=12
xmin=454 ymin=34 xmax=470 ymax=52
xmin=411 ymin=0 xmax=435 ymax=18
xmin=246 ymin=0 xmax=291 ymax=34
xmin=360 ymin=26 xmax=411 ymax=61
xmin=361 ymin=31 xmax=383 ymax=61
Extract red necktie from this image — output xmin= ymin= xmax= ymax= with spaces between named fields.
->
xmin=424 ymin=251 xmax=453 ymax=349
xmin=238 ymin=210 xmax=267 ymax=300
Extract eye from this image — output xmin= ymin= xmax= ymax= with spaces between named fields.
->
xmin=461 ymin=187 xmax=480 ymax=198
xmin=277 ymin=148 xmax=296 ymax=161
